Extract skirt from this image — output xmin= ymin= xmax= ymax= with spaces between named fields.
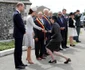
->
xmin=68 ymin=27 xmax=77 ymax=37
xmin=23 ymin=32 xmax=34 ymax=48
xmin=46 ymin=40 xmax=60 ymax=52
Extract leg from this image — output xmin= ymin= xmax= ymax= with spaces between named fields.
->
xmin=46 ymin=48 xmax=55 ymax=61
xmin=35 ymin=41 xmax=40 ymax=58
xmin=61 ymin=31 xmax=66 ymax=48
xmin=40 ymin=40 xmax=44 ymax=58
xmin=14 ymin=38 xmax=23 ymax=68
xmin=77 ymin=27 xmax=81 ymax=40
xmin=27 ymin=47 xmax=34 ymax=64
xmin=69 ymin=36 xmax=74 ymax=45
xmin=75 ymin=27 xmax=81 ymax=41
xmin=53 ymin=51 xmax=68 ymax=60
xmin=65 ymin=29 xmax=68 ymax=47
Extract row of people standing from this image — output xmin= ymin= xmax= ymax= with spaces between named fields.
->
xmin=24 ymin=7 xmax=71 ymax=64
xmin=56 ymin=9 xmax=81 ymax=48
xmin=33 ymin=9 xmax=71 ymax=64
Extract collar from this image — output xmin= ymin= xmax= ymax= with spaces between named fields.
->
xmin=16 ymin=9 xmax=21 ymax=13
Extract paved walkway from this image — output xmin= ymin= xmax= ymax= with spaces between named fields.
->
xmin=0 ymin=29 xmax=85 ymax=70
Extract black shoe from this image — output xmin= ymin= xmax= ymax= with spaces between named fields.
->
xmin=41 ymin=56 xmax=46 ymax=59
xmin=76 ymin=41 xmax=81 ymax=43
xmin=21 ymin=64 xmax=28 ymax=67
xmin=70 ymin=44 xmax=75 ymax=47
xmin=59 ymin=48 xmax=63 ymax=50
xmin=66 ymin=46 xmax=69 ymax=48
xmin=64 ymin=58 xmax=71 ymax=64
xmin=49 ymin=60 xmax=57 ymax=63
xmin=15 ymin=65 xmax=25 ymax=69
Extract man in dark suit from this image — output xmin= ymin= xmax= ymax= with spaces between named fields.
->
xmin=13 ymin=2 xmax=26 ymax=69
xmin=34 ymin=12 xmax=45 ymax=60
xmin=57 ymin=12 xmax=68 ymax=49
xmin=43 ymin=9 xmax=52 ymax=44
xmin=62 ymin=9 xmax=69 ymax=48
xmin=43 ymin=9 xmax=52 ymax=55
xmin=74 ymin=10 xmax=81 ymax=42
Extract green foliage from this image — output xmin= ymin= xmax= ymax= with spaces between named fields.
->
xmin=0 ymin=41 xmax=14 ymax=51
xmin=83 ymin=12 xmax=85 ymax=16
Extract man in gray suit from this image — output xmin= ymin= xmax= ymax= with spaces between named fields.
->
xmin=74 ymin=10 xmax=81 ymax=42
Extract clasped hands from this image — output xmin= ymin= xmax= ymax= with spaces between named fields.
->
xmin=42 ymin=29 xmax=51 ymax=33
xmin=41 ymin=29 xmax=47 ymax=33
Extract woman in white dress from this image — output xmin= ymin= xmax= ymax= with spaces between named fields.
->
xmin=24 ymin=7 xmax=44 ymax=64
xmin=68 ymin=12 xmax=77 ymax=47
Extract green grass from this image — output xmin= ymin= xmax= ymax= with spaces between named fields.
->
xmin=67 ymin=40 xmax=78 ymax=45
xmin=0 ymin=40 xmax=14 ymax=51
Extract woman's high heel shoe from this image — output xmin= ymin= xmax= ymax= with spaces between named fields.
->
xmin=28 ymin=61 xmax=34 ymax=64
xmin=64 ymin=58 xmax=71 ymax=64
xmin=49 ymin=60 xmax=57 ymax=63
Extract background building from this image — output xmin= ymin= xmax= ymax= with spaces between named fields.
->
xmin=37 ymin=6 xmax=50 ymax=13
xmin=0 ymin=0 xmax=31 ymax=40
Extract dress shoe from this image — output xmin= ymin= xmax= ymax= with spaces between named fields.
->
xmin=21 ymin=64 xmax=28 ymax=67
xmin=49 ymin=60 xmax=57 ymax=63
xmin=64 ymin=58 xmax=71 ymax=64
xmin=59 ymin=48 xmax=63 ymax=50
xmin=65 ymin=46 xmax=69 ymax=48
xmin=15 ymin=66 xmax=25 ymax=69
xmin=63 ymin=46 xmax=69 ymax=49
xmin=41 ymin=56 xmax=46 ymax=59
xmin=37 ymin=57 xmax=42 ymax=60
xmin=76 ymin=41 xmax=81 ymax=43
xmin=70 ymin=44 xmax=75 ymax=47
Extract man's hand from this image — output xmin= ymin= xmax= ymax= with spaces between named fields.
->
xmin=42 ymin=29 xmax=47 ymax=33
xmin=48 ymin=30 xmax=51 ymax=33
xmin=35 ymin=38 xmax=38 ymax=42
xmin=60 ymin=27 xmax=65 ymax=30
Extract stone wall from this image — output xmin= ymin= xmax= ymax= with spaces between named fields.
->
xmin=0 ymin=1 xmax=31 ymax=40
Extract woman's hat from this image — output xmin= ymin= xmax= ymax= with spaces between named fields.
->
xmin=30 ymin=6 xmax=37 ymax=12
xmin=69 ymin=12 xmax=74 ymax=16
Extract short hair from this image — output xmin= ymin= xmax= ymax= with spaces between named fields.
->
xmin=43 ymin=8 xmax=49 ymax=13
xmin=38 ymin=11 xmax=42 ymax=15
xmin=58 ymin=11 xmax=62 ymax=14
xmin=76 ymin=10 xmax=80 ymax=12
xmin=16 ymin=2 xmax=24 ymax=7
xmin=62 ymin=9 xmax=66 ymax=11
xmin=49 ymin=11 xmax=52 ymax=14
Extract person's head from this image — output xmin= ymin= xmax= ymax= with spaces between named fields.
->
xmin=48 ymin=11 xmax=53 ymax=17
xmin=62 ymin=9 xmax=67 ymax=15
xmin=38 ymin=11 xmax=43 ymax=19
xmin=76 ymin=10 xmax=80 ymax=14
xmin=16 ymin=2 xmax=25 ymax=12
xmin=58 ymin=11 xmax=62 ymax=17
xmin=28 ymin=6 xmax=37 ymax=16
xmin=43 ymin=8 xmax=49 ymax=16
xmin=69 ymin=12 xmax=75 ymax=19
xmin=50 ymin=16 xmax=57 ymax=24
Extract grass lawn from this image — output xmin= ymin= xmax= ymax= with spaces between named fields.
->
xmin=0 ymin=39 xmax=78 ymax=51
xmin=0 ymin=40 xmax=14 ymax=51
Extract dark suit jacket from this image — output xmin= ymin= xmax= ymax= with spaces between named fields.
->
xmin=43 ymin=16 xmax=51 ymax=31
xmin=57 ymin=16 xmax=67 ymax=28
xmin=69 ymin=18 xmax=75 ymax=28
xmin=75 ymin=14 xmax=81 ymax=27
xmin=13 ymin=10 xmax=25 ymax=38
xmin=34 ymin=18 xmax=44 ymax=40
xmin=51 ymin=22 xmax=62 ymax=42
xmin=43 ymin=16 xmax=52 ymax=38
